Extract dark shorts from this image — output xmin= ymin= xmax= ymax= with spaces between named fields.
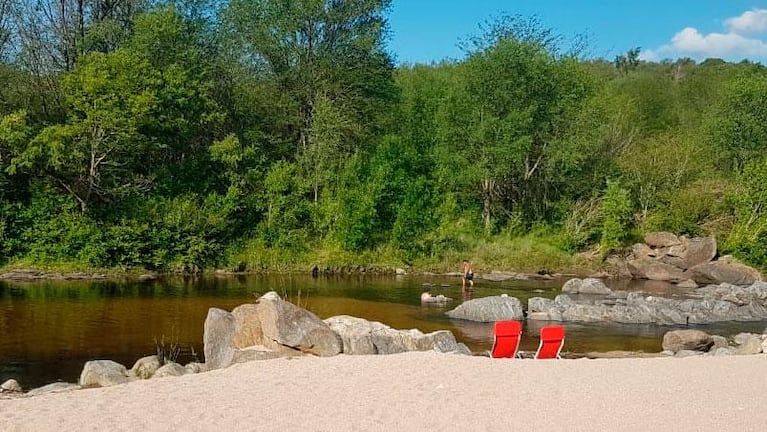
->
xmin=464 ymin=273 xmax=474 ymax=281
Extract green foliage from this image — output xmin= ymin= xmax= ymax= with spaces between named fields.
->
xmin=724 ymin=160 xmax=767 ymax=267
xmin=600 ymin=180 xmax=633 ymax=250
xmin=2 ymin=5 xmax=767 ymax=272
xmin=708 ymin=71 xmax=767 ymax=171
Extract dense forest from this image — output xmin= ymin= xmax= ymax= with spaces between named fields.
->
xmin=1 ymin=0 xmax=767 ymax=273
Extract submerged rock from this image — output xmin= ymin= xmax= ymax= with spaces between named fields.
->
xmin=561 ymin=278 xmax=612 ymax=295
xmin=662 ymin=330 xmax=713 ymax=353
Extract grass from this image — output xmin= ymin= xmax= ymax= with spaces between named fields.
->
xmin=1 ymin=232 xmax=604 ymax=276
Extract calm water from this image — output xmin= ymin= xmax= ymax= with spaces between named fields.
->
xmin=1 ymin=275 xmax=765 ymax=389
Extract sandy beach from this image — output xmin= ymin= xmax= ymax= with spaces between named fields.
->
xmin=2 ymin=351 xmax=765 ymax=432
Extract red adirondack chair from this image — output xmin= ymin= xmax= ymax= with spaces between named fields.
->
xmin=534 ymin=325 xmax=565 ymax=359
xmin=490 ymin=320 xmax=523 ymax=359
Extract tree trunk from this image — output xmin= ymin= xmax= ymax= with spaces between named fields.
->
xmin=482 ymin=178 xmax=494 ymax=229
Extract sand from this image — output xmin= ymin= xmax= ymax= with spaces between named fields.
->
xmin=1 ymin=352 xmax=766 ymax=432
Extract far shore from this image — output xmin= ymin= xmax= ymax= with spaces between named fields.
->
xmin=1 ymin=351 xmax=764 ymax=431
xmin=0 ymin=266 xmax=593 ymax=282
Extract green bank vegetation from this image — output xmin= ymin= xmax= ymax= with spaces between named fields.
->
xmin=1 ymin=1 xmax=766 ymax=274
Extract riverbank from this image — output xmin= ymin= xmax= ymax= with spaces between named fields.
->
xmin=1 ymin=351 xmax=764 ymax=431
xmin=0 ymin=233 xmax=602 ymax=280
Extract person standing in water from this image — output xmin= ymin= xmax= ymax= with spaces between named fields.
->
xmin=462 ymin=259 xmax=474 ymax=290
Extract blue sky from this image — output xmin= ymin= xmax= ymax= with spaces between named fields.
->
xmin=387 ymin=0 xmax=767 ymax=64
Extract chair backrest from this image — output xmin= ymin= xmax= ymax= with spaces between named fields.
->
xmin=534 ymin=325 xmax=565 ymax=359
xmin=490 ymin=320 xmax=522 ymax=359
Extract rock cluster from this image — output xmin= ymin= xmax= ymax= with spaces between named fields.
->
xmin=21 ymin=355 xmax=206 ymax=397
xmin=204 ymin=292 xmax=468 ymax=370
xmin=661 ymin=329 xmax=767 ymax=357
xmin=613 ymin=232 xmax=762 ymax=285
xmin=528 ymin=282 xmax=767 ymax=325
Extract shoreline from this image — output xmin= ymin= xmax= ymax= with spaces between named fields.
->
xmin=0 ymin=267 xmax=591 ymax=282
xmin=1 ymin=351 xmax=765 ymax=431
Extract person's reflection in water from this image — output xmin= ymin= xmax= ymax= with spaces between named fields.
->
xmin=461 ymin=287 xmax=472 ymax=302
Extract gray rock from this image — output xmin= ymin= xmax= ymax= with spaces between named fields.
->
xmin=645 ymin=232 xmax=681 ymax=248
xmin=184 ymin=362 xmax=206 ymax=374
xmin=79 ymin=360 xmax=130 ymax=387
xmin=1 ymin=379 xmax=22 ymax=392
xmin=529 ymin=282 xmax=767 ymax=325
xmin=26 ymin=382 xmax=80 ymax=397
xmin=631 ymin=243 xmax=651 ymax=259
xmin=733 ymin=332 xmax=756 ymax=345
xmin=708 ymin=347 xmax=736 ymax=356
xmin=627 ymin=259 xmax=686 ymax=282
xmin=325 ymin=315 xmax=464 ymax=355
xmin=683 ymin=237 xmax=717 ymax=268
xmin=660 ymin=255 xmax=689 ymax=270
xmin=395 ymin=268 xmax=406 ymax=275
xmin=257 ymin=292 xmax=343 ymax=357
xmin=153 ymin=362 xmax=187 ymax=378
xmin=130 ymin=355 xmax=161 ymax=379
xmin=203 ymin=308 xmax=237 ymax=370
xmin=660 ymin=350 xmax=675 ymax=356
xmin=561 ymin=278 xmax=612 ymax=295
xmin=676 ymin=279 xmax=698 ymax=289
xmin=736 ymin=336 xmax=763 ymax=355
xmin=711 ymin=335 xmax=729 ymax=349
xmin=675 ymin=349 xmax=704 ymax=358
xmin=690 ymin=260 xmax=762 ymax=286
xmin=662 ymin=330 xmax=713 ymax=353
xmin=445 ymin=295 xmax=524 ymax=322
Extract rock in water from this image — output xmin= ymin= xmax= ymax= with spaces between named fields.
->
xmin=561 ymin=278 xmax=612 ymax=295
xmin=445 ymin=295 xmax=524 ymax=322
xmin=662 ymin=330 xmax=713 ymax=353
xmin=1 ymin=379 xmax=22 ymax=392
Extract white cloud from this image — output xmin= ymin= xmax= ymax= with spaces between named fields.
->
xmin=725 ymin=8 xmax=767 ymax=34
xmin=641 ymin=10 xmax=767 ymax=62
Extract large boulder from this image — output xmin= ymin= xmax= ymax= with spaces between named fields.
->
xmin=627 ymin=259 xmax=686 ymax=282
xmin=662 ymin=330 xmax=714 ymax=353
xmin=445 ymin=295 xmax=524 ymax=322
xmin=561 ymin=278 xmax=612 ymax=295
xmin=689 ymin=261 xmax=762 ymax=285
xmin=79 ymin=360 xmax=130 ymax=387
xmin=325 ymin=315 xmax=466 ymax=355
xmin=645 ymin=232 xmax=681 ymax=248
xmin=257 ymin=292 xmax=343 ymax=357
xmin=682 ymin=237 xmax=717 ymax=268
xmin=203 ymin=308 xmax=237 ymax=370
xmin=203 ymin=292 xmax=343 ymax=370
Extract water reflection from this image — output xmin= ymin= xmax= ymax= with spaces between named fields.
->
xmin=1 ymin=275 xmax=766 ymax=389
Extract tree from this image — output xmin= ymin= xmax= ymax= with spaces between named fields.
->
xmin=614 ymin=47 xmax=640 ymax=75
xmin=6 ymin=6 xmax=224 ymax=212
xmin=222 ymin=0 xmax=395 ymax=155
xmin=709 ymin=71 xmax=767 ymax=171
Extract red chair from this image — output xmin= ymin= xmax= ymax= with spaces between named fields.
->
xmin=490 ymin=320 xmax=523 ymax=359
xmin=534 ymin=325 xmax=565 ymax=359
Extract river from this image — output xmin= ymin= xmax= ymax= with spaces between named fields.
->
xmin=1 ymin=274 xmax=765 ymax=389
